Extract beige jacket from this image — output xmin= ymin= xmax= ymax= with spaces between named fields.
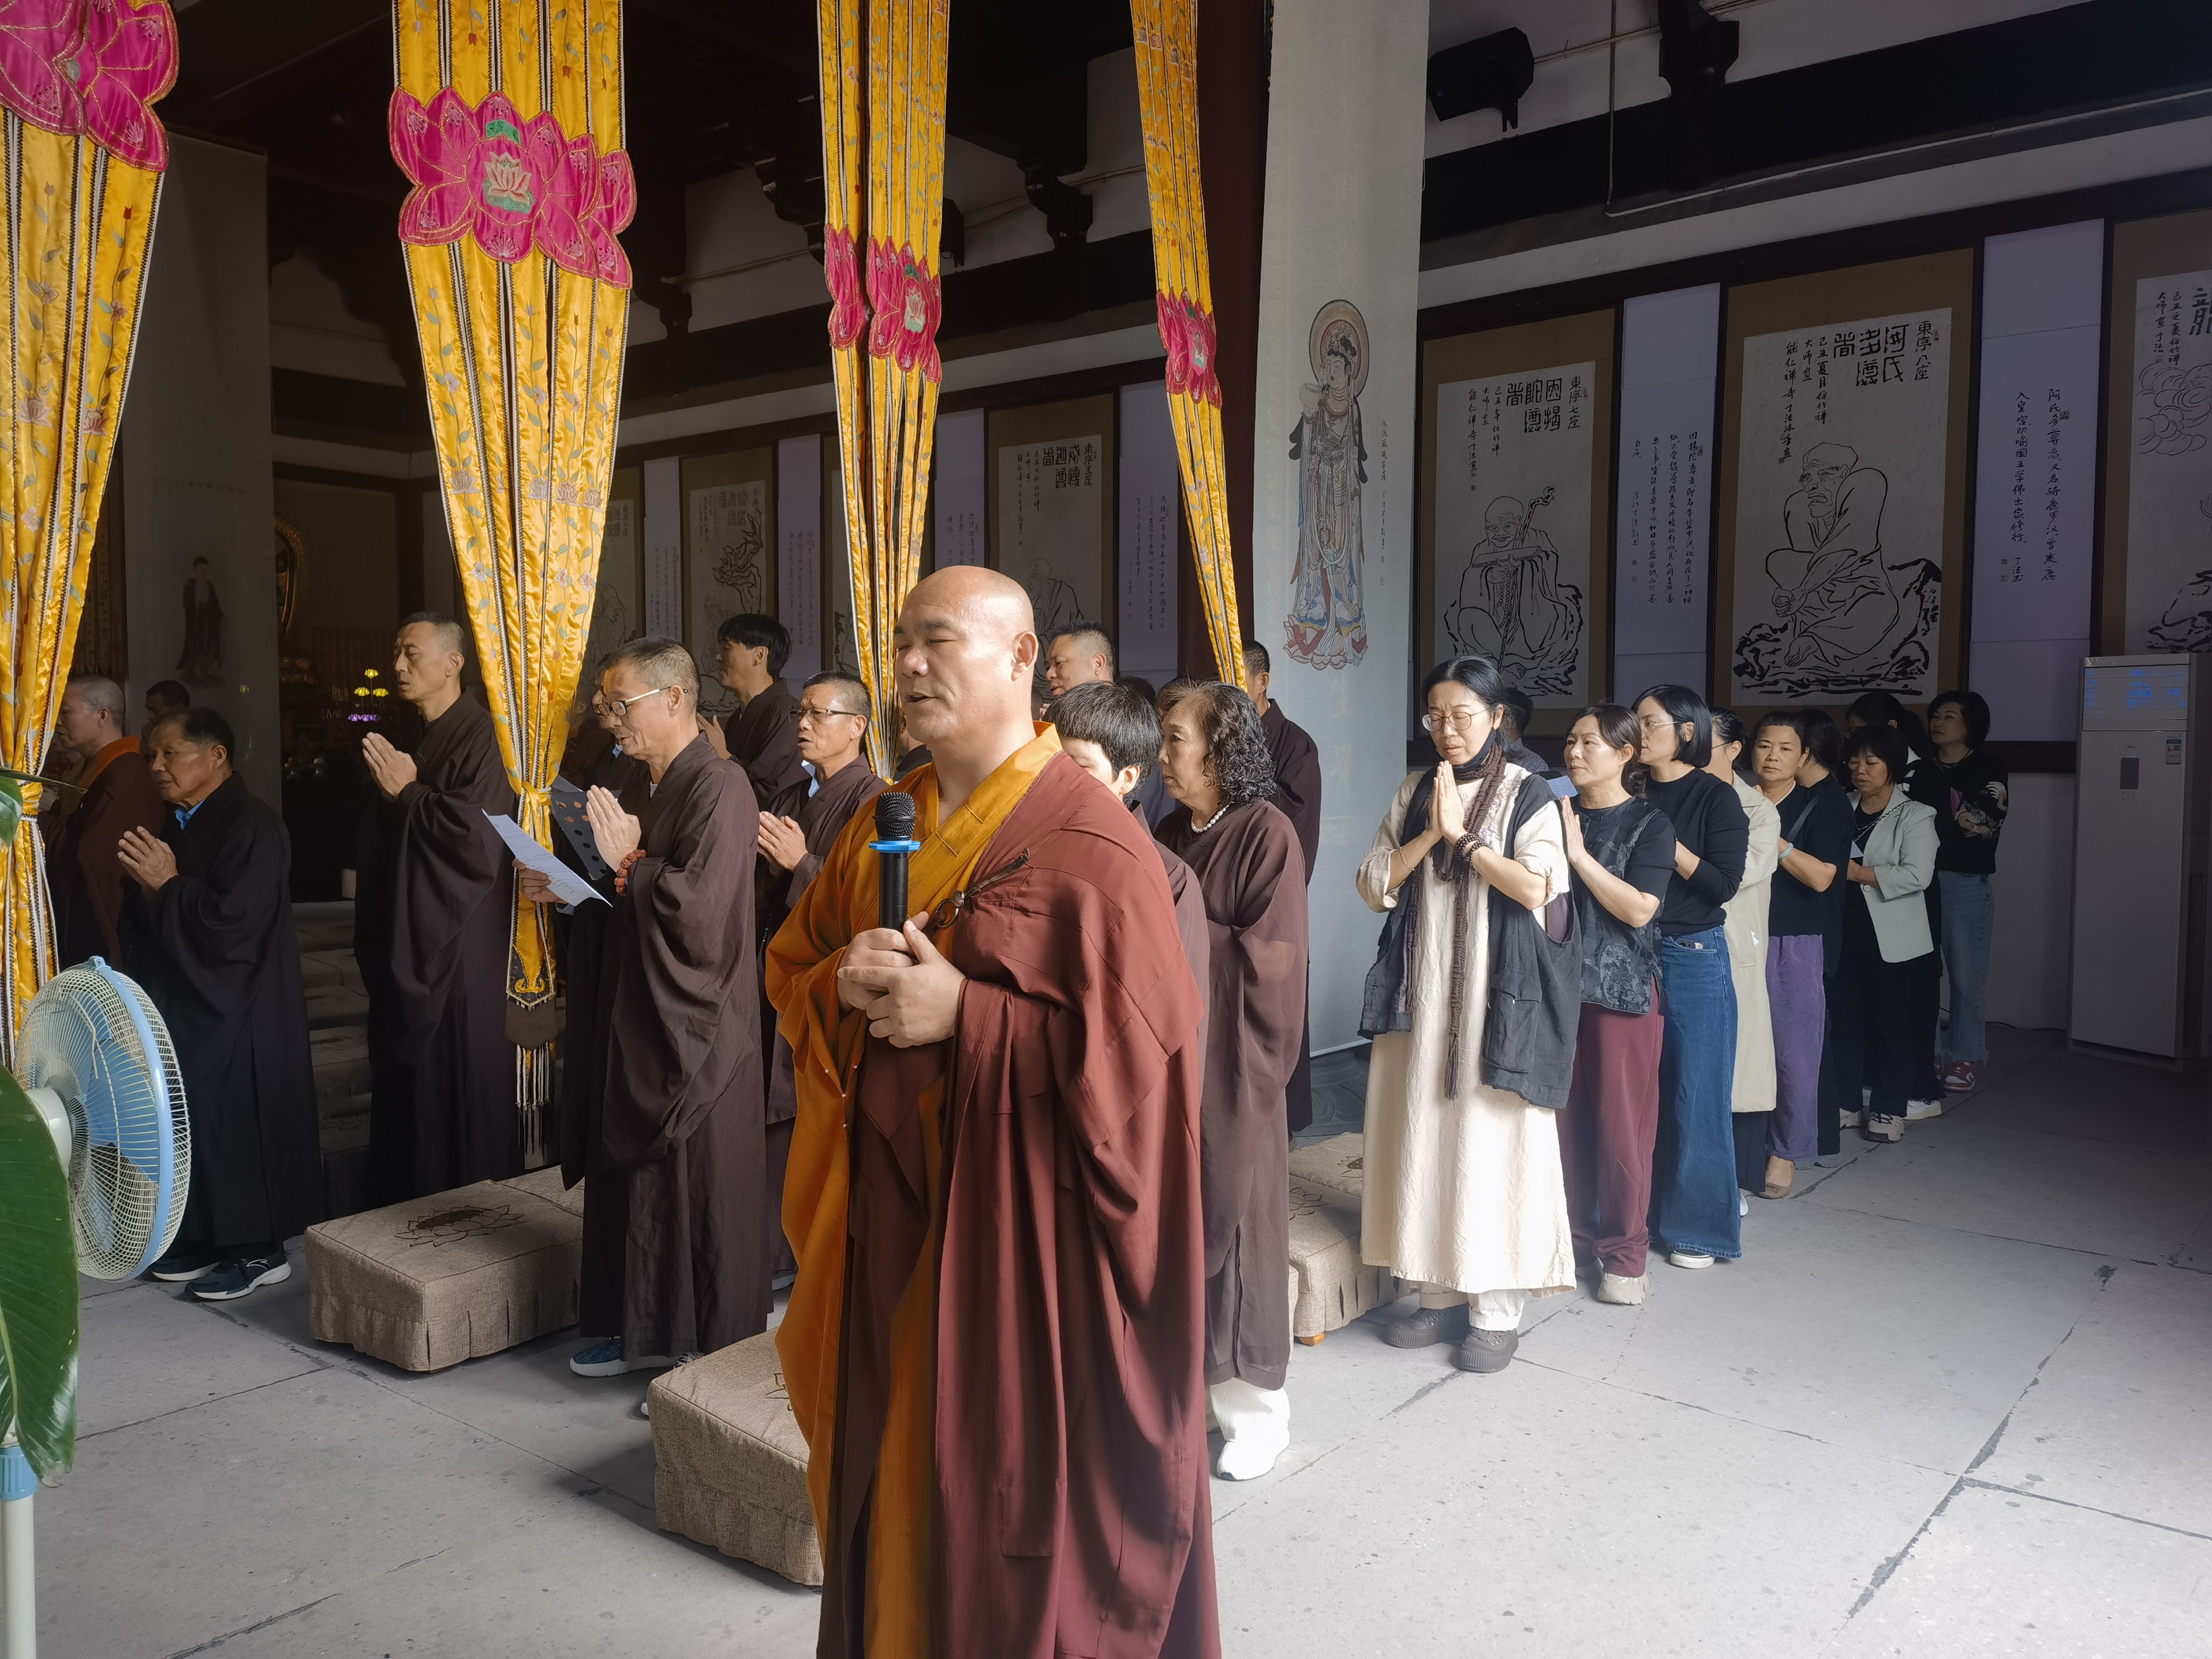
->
xmin=1724 ymin=777 xmax=1778 ymax=1115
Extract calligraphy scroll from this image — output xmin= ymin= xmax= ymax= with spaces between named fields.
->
xmin=390 ymin=0 xmax=633 ymax=1138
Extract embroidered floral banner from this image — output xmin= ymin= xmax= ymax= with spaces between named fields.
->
xmin=392 ymin=0 xmax=630 ymax=1144
xmin=0 ymin=0 xmax=174 ymax=1054
xmin=1131 ymin=0 xmax=1246 ymax=687
xmin=817 ymin=0 xmax=950 ymax=772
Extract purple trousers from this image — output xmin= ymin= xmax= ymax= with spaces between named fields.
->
xmin=1560 ymin=1000 xmax=1665 ymax=1278
xmin=1766 ymin=933 xmax=1826 ymax=1162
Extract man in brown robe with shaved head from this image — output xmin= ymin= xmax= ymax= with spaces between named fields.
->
xmin=770 ymin=567 xmax=1218 ymax=1659
xmin=524 ymin=637 xmax=770 ymax=1376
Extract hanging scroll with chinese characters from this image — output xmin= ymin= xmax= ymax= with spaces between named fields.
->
xmin=390 ymin=0 xmax=633 ymax=1126
xmin=1718 ymin=252 xmax=1973 ymax=707
xmin=816 ymin=0 xmax=949 ymax=773
xmin=1131 ymin=0 xmax=1245 ymax=687
xmin=1420 ymin=311 xmax=1614 ymax=716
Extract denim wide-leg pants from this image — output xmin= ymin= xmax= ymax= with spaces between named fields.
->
xmin=1649 ymin=926 xmax=1741 ymax=1260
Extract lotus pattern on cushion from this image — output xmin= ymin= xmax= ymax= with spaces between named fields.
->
xmin=0 ymin=0 xmax=176 ymax=171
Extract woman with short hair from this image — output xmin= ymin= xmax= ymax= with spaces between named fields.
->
xmin=1156 ymin=682 xmax=1309 ymax=1480
xmin=1635 ymin=685 xmax=1750 ymax=1269
xmin=1556 ymin=703 xmax=1675 ymax=1305
xmin=1922 ymin=689 xmax=2007 ymax=1093
xmin=1836 ymin=724 xmax=1941 ymax=1142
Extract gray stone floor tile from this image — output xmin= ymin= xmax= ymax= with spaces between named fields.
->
xmin=1213 ymin=1363 xmax=1952 ymax=1659
xmin=1516 ymin=1200 xmax=2110 ymax=1475
xmin=76 ymin=1280 xmax=324 ymax=1438
xmin=1802 ymin=1113 xmax=2211 ymax=1262
xmin=2177 ymin=1209 xmax=2212 ymax=1273
xmin=203 ymin=1481 xmax=821 ymax=1658
xmin=1973 ymin=1263 xmax=2212 ymax=1537
xmin=1825 ymin=1482 xmax=2212 ymax=1658
xmin=33 ymin=1367 xmax=586 ymax=1658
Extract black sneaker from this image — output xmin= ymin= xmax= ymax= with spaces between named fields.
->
xmin=147 ymin=1252 xmax=219 ymax=1283
xmin=190 ymin=1253 xmax=293 ymax=1301
xmin=1452 ymin=1327 xmax=1519 ymax=1373
xmin=1381 ymin=1304 xmax=1469 ymax=1349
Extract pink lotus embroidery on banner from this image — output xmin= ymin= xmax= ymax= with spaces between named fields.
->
xmin=864 ymin=239 xmax=941 ymax=382
xmin=1157 ymin=294 xmax=1220 ymax=407
xmin=0 ymin=0 xmax=177 ymax=171
xmin=824 ymin=227 xmax=866 ymax=349
xmin=388 ymin=86 xmax=636 ymax=286
xmin=1156 ymin=291 xmax=1190 ymax=394
xmin=1183 ymin=303 xmax=1221 ymax=407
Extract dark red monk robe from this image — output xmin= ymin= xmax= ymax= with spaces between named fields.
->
xmin=358 ymin=695 xmax=520 ymax=1203
xmin=119 ymin=775 xmax=321 ymax=1252
xmin=1259 ymin=700 xmax=1322 ymax=1135
xmin=565 ymin=735 xmax=770 ymax=1357
xmin=760 ymin=757 xmax=884 ymax=1278
xmin=49 ymin=736 xmax=164 ymax=968
xmin=1155 ymin=800 xmax=1309 ymax=1391
xmin=725 ymin=679 xmax=806 ymax=806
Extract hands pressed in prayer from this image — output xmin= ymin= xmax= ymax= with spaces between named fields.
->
xmin=1557 ymin=795 xmax=1586 ymax=861
xmin=758 ymin=812 xmax=807 ymax=872
xmin=698 ymin=713 xmax=731 ymax=761
xmin=586 ymin=785 xmax=642 ymax=868
xmin=836 ymin=914 xmax=963 ymax=1046
xmin=360 ymin=732 xmax=419 ymax=800
xmin=1431 ymin=759 xmax=1467 ymax=842
xmin=116 ymin=827 xmax=179 ymax=895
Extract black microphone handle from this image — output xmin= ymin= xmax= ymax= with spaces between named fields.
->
xmin=879 ymin=851 xmax=910 ymax=932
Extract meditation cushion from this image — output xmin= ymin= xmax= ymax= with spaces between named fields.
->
xmin=1286 ymin=1131 xmax=1366 ymax=1211
xmin=306 ymin=1174 xmax=583 ymax=1372
xmin=1287 ymin=1174 xmax=1395 ymax=1345
xmin=648 ymin=1331 xmax=822 ymax=1587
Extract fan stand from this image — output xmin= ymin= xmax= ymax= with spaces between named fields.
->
xmin=1 ymin=1441 xmax=33 ymax=1659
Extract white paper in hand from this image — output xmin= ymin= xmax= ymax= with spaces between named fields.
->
xmin=484 ymin=811 xmax=608 ymax=907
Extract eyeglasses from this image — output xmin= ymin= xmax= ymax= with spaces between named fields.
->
xmin=1421 ymin=709 xmax=1485 ymax=733
xmin=598 ymin=686 xmax=677 ymax=718
xmin=792 ymin=704 xmax=867 ymax=725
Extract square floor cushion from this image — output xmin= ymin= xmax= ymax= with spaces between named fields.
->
xmin=1286 ymin=1131 xmax=1366 ymax=1212
xmin=648 ymin=1331 xmax=822 ymax=1587
xmin=1288 ymin=1174 xmax=1396 ymax=1345
xmin=306 ymin=1173 xmax=584 ymax=1372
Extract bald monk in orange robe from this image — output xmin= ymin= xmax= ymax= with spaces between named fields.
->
xmin=767 ymin=567 xmax=1218 ymax=1659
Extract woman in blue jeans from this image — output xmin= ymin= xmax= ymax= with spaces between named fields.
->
xmin=1918 ymin=690 xmax=2007 ymax=1093
xmin=1634 ymin=686 xmax=1750 ymax=1269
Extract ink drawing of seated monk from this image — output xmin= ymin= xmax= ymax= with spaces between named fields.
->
xmin=1766 ymin=442 xmax=1898 ymax=671
xmin=1446 ymin=489 xmax=1583 ymax=693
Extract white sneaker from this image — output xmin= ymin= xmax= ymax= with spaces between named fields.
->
xmin=1905 ymin=1098 xmax=1944 ymax=1121
xmin=1837 ymin=1105 xmax=1865 ymax=1129
xmin=1863 ymin=1114 xmax=1905 ymax=1143
xmin=1667 ymin=1250 xmax=1714 ymax=1270
xmin=1739 ymin=1191 xmax=1750 ymax=1218
xmin=1596 ymin=1272 xmax=1646 ymax=1305
xmin=1212 ymin=1435 xmax=1288 ymax=1481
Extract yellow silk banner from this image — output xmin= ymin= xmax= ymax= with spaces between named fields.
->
xmin=0 ymin=1 xmax=178 ymax=1056
xmin=817 ymin=0 xmax=950 ymax=773
xmin=1131 ymin=0 xmax=1246 ymax=689
xmin=392 ymin=0 xmax=632 ymax=1134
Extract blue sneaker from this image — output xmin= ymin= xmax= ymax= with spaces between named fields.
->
xmin=569 ymin=1339 xmax=676 ymax=1377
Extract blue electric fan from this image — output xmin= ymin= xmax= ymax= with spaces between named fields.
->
xmin=2 ymin=957 xmax=188 ymax=1659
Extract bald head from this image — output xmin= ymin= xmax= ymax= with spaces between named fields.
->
xmin=893 ymin=565 xmax=1040 ymax=781
xmin=58 ymin=673 xmax=125 ymax=753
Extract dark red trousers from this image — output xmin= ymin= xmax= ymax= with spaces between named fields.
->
xmin=1559 ymin=1000 xmax=1666 ymax=1278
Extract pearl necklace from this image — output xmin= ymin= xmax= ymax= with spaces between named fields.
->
xmin=1192 ymin=802 xmax=1230 ymax=834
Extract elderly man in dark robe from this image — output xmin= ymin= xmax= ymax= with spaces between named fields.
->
xmin=522 ymin=638 xmax=771 ymax=1379
xmin=47 ymin=672 xmax=164 ymax=967
xmin=770 ymin=566 xmax=1218 ymax=1659
xmin=716 ymin=612 xmax=807 ymax=805
xmin=357 ymin=613 xmax=520 ymax=1203
xmin=118 ymin=706 xmax=321 ymax=1300
xmin=1242 ymin=641 xmax=1321 ymax=1134
xmin=756 ymin=669 xmax=883 ymax=1279
xmin=1157 ymin=682 xmax=1310 ymax=1482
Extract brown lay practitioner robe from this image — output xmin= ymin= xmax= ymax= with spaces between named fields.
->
xmin=773 ymin=744 xmax=1218 ymax=1659
xmin=564 ymin=734 xmax=770 ymax=1357
xmin=1259 ymin=700 xmax=1322 ymax=1135
xmin=725 ymin=679 xmax=806 ymax=806
xmin=118 ymin=775 xmax=322 ymax=1251
xmin=760 ymin=757 xmax=884 ymax=1278
xmin=49 ymin=736 xmax=164 ymax=968
xmin=1155 ymin=799 xmax=1309 ymax=1391
xmin=358 ymin=694 xmax=521 ymax=1204
xmin=1154 ymin=837 xmax=1211 ymax=1002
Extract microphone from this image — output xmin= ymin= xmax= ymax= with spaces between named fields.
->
xmin=869 ymin=792 xmax=922 ymax=932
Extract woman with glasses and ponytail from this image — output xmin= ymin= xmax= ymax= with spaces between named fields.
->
xmin=1634 ymin=685 xmax=1750 ymax=1270
xmin=1357 ymin=656 xmax=1577 ymax=1376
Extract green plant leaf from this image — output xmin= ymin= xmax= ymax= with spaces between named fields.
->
xmin=0 ymin=1066 xmax=77 ymax=1478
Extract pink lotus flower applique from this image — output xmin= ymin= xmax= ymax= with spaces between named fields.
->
xmin=1156 ymin=291 xmax=1191 ymax=394
xmin=388 ymin=85 xmax=635 ymax=287
xmin=1182 ymin=302 xmax=1221 ymax=407
xmin=865 ymin=239 xmax=941 ymax=381
xmin=0 ymin=0 xmax=175 ymax=172
xmin=823 ymin=227 xmax=866 ymax=350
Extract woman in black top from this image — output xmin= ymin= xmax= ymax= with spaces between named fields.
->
xmin=1750 ymin=711 xmax=1854 ymax=1192
xmin=1556 ymin=704 xmax=1676 ymax=1304
xmin=1635 ymin=685 xmax=1750 ymax=1269
xmin=1921 ymin=690 xmax=2007 ymax=1093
